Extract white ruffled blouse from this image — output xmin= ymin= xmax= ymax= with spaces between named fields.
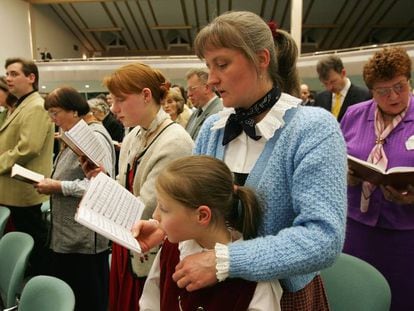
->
xmin=211 ymin=92 xmax=301 ymax=174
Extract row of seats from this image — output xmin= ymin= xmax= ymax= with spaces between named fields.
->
xmin=0 ymin=205 xmax=391 ymax=310
xmin=0 ymin=205 xmax=75 ymax=311
xmin=0 ymin=206 xmax=10 ymax=239
xmin=320 ymin=253 xmax=391 ymax=311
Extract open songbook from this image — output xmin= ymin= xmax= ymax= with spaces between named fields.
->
xmin=75 ymin=172 xmax=145 ymax=253
xmin=60 ymin=119 xmax=106 ymax=167
xmin=347 ymin=155 xmax=414 ymax=190
xmin=11 ymin=164 xmax=44 ymax=184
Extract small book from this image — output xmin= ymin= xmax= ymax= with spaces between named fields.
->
xmin=74 ymin=172 xmax=144 ymax=253
xmin=347 ymin=155 xmax=414 ymax=190
xmin=11 ymin=164 xmax=44 ymax=184
xmin=60 ymin=119 xmax=106 ymax=168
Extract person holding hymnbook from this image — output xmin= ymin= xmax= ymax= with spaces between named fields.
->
xmin=35 ymin=86 xmax=115 ymax=311
xmin=133 ymin=11 xmax=347 ymax=310
xmin=340 ymin=46 xmax=414 ymax=311
xmin=84 ymin=63 xmax=193 ymax=311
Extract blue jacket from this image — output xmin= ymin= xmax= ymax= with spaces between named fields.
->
xmin=195 ymin=104 xmax=347 ymax=292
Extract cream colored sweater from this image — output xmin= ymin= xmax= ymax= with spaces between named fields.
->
xmin=118 ymin=122 xmax=194 ymax=220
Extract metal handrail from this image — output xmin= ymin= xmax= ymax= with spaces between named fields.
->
xmin=35 ymin=41 xmax=414 ymax=64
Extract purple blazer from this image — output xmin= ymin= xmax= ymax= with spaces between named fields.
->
xmin=340 ymin=95 xmax=414 ymax=230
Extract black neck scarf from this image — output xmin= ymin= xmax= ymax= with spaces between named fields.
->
xmin=222 ymin=86 xmax=281 ymax=145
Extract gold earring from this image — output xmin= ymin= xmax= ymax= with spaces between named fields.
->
xmin=74 ymin=111 xmax=78 ymax=117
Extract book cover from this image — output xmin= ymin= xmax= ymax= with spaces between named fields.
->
xmin=11 ymin=164 xmax=44 ymax=184
xmin=74 ymin=172 xmax=144 ymax=253
xmin=347 ymin=155 xmax=414 ymax=190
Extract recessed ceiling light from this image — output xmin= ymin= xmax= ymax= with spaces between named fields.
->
xmin=85 ymin=85 xmax=90 ymax=88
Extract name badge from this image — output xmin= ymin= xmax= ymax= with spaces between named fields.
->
xmin=405 ymin=135 xmax=414 ymax=150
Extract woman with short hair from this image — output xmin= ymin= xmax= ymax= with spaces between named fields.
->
xmin=341 ymin=46 xmax=414 ymax=311
xmin=35 ymin=86 xmax=115 ymax=311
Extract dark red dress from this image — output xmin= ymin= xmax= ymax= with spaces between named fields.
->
xmin=109 ymin=167 xmax=146 ymax=311
xmin=159 ymin=240 xmax=257 ymax=310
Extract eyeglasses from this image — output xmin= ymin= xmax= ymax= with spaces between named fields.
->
xmin=48 ymin=109 xmax=63 ymax=118
xmin=373 ymin=80 xmax=409 ymax=97
xmin=187 ymin=84 xmax=204 ymax=93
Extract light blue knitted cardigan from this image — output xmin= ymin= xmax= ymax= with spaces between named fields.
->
xmin=194 ymin=104 xmax=347 ymax=292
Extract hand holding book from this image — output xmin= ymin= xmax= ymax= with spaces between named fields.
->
xmin=381 ymin=184 xmax=414 ymax=205
xmin=132 ymin=219 xmax=166 ymax=253
xmin=60 ymin=119 xmax=106 ymax=168
xmin=75 ymin=172 xmax=145 ymax=253
xmin=11 ymin=164 xmax=44 ymax=184
xmin=34 ymin=178 xmax=62 ymax=195
xmin=347 ymin=169 xmax=363 ymax=186
xmin=79 ymin=155 xmax=105 ymax=179
xmin=347 ymin=155 xmax=414 ymax=190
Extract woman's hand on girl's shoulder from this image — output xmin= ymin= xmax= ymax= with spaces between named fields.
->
xmin=172 ymin=250 xmax=218 ymax=291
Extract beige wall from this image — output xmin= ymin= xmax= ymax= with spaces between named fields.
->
xmin=0 ymin=0 xmax=84 ymax=71
xmin=0 ymin=0 xmax=32 ymax=69
xmin=31 ymin=4 xmax=84 ymax=61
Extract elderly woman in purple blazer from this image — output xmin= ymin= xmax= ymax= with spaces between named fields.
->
xmin=340 ymin=46 xmax=414 ymax=311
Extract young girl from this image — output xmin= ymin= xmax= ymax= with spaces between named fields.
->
xmin=139 ymin=155 xmax=282 ymax=310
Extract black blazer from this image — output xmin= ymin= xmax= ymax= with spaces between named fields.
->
xmin=103 ymin=112 xmax=124 ymax=142
xmin=315 ymin=84 xmax=371 ymax=122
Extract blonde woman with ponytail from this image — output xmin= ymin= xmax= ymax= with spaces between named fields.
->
xmin=134 ymin=11 xmax=346 ymax=310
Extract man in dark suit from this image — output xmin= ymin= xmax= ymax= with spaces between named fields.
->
xmin=185 ymin=69 xmax=222 ymax=140
xmin=315 ymin=55 xmax=371 ymax=122
xmin=300 ymin=83 xmax=315 ymax=106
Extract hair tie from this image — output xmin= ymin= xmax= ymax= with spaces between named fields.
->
xmin=161 ymin=81 xmax=171 ymax=91
xmin=267 ymin=21 xmax=279 ymax=39
xmin=232 ymin=185 xmax=243 ymax=220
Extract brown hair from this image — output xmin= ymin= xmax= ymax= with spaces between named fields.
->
xmin=171 ymin=84 xmax=187 ymax=102
xmin=316 ymin=55 xmax=344 ymax=81
xmin=0 ymin=76 xmax=7 ymax=92
xmin=5 ymin=57 xmax=39 ymax=91
xmin=195 ymin=12 xmax=277 ymax=85
xmin=274 ymin=29 xmax=300 ymax=97
xmin=103 ymin=63 xmax=170 ymax=104
xmin=194 ymin=11 xmax=300 ymax=96
xmin=0 ymin=76 xmax=17 ymax=107
xmin=156 ymin=155 xmax=263 ymax=240
xmin=363 ymin=46 xmax=412 ymax=89
xmin=44 ymin=86 xmax=90 ymax=116
xmin=164 ymin=89 xmax=185 ymax=114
